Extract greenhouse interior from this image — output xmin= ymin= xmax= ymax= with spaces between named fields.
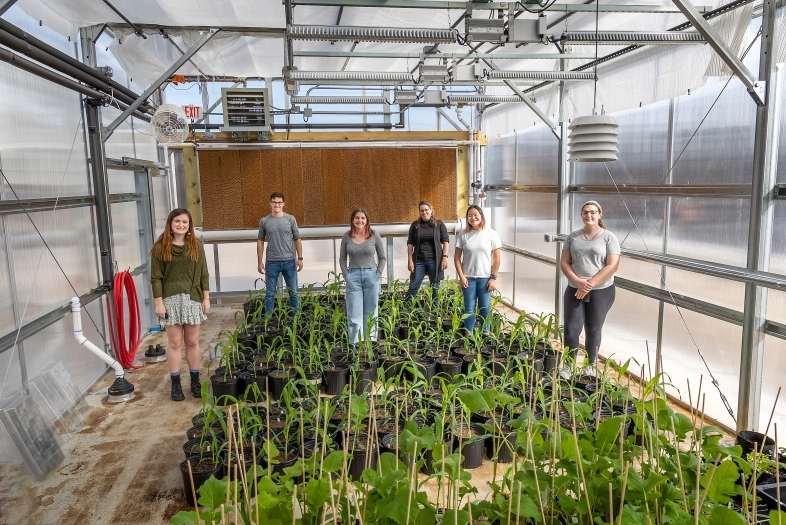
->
xmin=0 ymin=0 xmax=785 ymax=523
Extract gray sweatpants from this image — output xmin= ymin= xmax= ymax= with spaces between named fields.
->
xmin=562 ymin=284 xmax=616 ymax=363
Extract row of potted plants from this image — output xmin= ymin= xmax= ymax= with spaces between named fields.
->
xmin=172 ymin=276 xmax=786 ymax=525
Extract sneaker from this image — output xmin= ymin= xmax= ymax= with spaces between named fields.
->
xmin=581 ymin=365 xmax=597 ymax=378
xmin=190 ymin=371 xmax=201 ymax=398
xmin=559 ymin=364 xmax=573 ymax=380
xmin=170 ymin=375 xmax=185 ymax=401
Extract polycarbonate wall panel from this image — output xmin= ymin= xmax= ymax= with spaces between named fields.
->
xmin=572 ymin=193 xmax=664 ymax=288
xmin=573 ymin=99 xmax=671 ymax=185
xmin=513 ymin=256 xmax=555 ymax=316
xmin=766 ymin=289 xmax=786 ymax=325
xmin=667 ymin=197 xmax=749 ymax=267
xmin=660 ymin=305 xmax=741 ymax=429
xmin=4 ymin=208 xmax=99 ymax=329
xmin=760 ymin=335 xmax=786 ymax=433
xmin=515 ymin=125 xmax=557 ymax=185
xmin=392 ymin=237 xmax=409 ymax=285
xmin=778 ymin=65 xmax=786 ymax=183
xmin=110 ymin=201 xmax=142 ymax=271
xmin=151 ymin=175 xmax=171 ymax=235
xmin=597 ymin=288 xmax=660 ymax=372
xmin=515 ymin=193 xmax=557 ymax=257
xmin=485 ymin=134 xmax=516 ymax=212
xmin=489 ymin=197 xmax=515 ymax=246
xmin=497 ymin=251 xmax=514 ymax=304
xmin=0 ymin=10 xmax=89 ymax=201
xmin=665 ymin=268 xmax=746 ymax=312
xmin=769 ymin=201 xmax=786 ymax=277
xmin=671 ymin=79 xmax=756 ymax=185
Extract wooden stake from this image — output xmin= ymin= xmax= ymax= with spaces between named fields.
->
xmin=764 ymin=386 xmax=782 ymax=440
xmin=187 ymin=460 xmax=201 ymax=524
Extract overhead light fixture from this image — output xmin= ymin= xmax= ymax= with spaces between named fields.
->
xmin=394 ymin=90 xmax=418 ymax=105
xmin=453 ymin=64 xmax=484 ymax=81
xmin=291 ymin=96 xmax=388 ymax=105
xmin=560 ymin=31 xmax=704 ymax=44
xmin=448 ymin=95 xmax=528 ymax=103
xmin=465 ymin=18 xmax=506 ymax=43
xmin=288 ymin=71 xmax=413 ymax=82
xmin=568 ymin=114 xmax=620 ymax=162
xmin=417 ymin=89 xmax=447 ymax=107
xmin=486 ymin=71 xmax=595 ymax=81
xmin=419 ymin=64 xmax=450 ymax=82
xmin=287 ymin=25 xmax=457 ymax=44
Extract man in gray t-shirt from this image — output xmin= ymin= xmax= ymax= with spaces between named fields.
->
xmin=257 ymin=192 xmax=303 ymax=313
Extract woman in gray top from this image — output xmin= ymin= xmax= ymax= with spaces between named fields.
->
xmin=559 ymin=200 xmax=621 ymax=377
xmin=340 ymin=208 xmax=387 ymax=344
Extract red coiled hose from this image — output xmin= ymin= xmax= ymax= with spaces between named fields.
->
xmin=106 ymin=270 xmax=142 ymax=370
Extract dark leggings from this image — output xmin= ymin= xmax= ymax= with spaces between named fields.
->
xmin=563 ymin=284 xmax=616 ymax=363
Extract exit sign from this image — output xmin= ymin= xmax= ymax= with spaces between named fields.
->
xmin=183 ymin=105 xmax=202 ymax=120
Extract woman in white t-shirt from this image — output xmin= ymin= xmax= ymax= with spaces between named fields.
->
xmin=454 ymin=205 xmax=502 ymax=336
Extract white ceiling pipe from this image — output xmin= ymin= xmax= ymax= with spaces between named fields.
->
xmin=196 ymin=222 xmax=462 ymax=243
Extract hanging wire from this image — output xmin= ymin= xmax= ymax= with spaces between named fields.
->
xmin=601 ymin=27 xmax=764 ymax=422
xmin=0 ymin=111 xmax=106 ymax=398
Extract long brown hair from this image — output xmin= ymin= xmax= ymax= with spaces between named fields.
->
xmin=151 ymin=208 xmax=200 ymax=262
xmin=464 ymin=205 xmax=486 ymax=232
xmin=349 ymin=208 xmax=374 ymax=239
xmin=418 ymin=200 xmax=437 ymax=227
xmin=581 ymin=201 xmax=605 ymax=229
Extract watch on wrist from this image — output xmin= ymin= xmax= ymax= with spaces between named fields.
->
xmin=489 ymin=274 xmax=498 ymax=280
xmin=297 ymin=257 xmax=303 ymax=261
xmin=442 ymin=254 xmax=449 ymax=258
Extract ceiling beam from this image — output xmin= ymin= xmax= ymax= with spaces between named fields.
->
xmin=107 ymin=23 xmax=284 ymax=36
xmin=294 ymin=50 xmax=597 ymax=59
xmin=289 ymin=0 xmax=711 ymax=12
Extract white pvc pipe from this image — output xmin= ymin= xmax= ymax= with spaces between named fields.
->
xmin=71 ymin=297 xmax=125 ymax=379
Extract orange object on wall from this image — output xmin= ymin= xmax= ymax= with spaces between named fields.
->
xmin=198 ymin=148 xmax=457 ymax=229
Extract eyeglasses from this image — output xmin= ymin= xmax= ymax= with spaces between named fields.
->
xmin=581 ymin=210 xmax=599 ymax=215
xmin=270 ymin=201 xmax=284 ymax=205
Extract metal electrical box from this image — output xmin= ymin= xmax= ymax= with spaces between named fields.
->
xmin=465 ymin=18 xmax=506 ymax=43
xmin=394 ymin=90 xmax=418 ymax=105
xmin=454 ymin=64 xmax=485 ymax=81
xmin=221 ymin=87 xmax=271 ymax=134
xmin=508 ymin=18 xmax=545 ymax=43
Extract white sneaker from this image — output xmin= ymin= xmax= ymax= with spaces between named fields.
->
xmin=559 ymin=364 xmax=573 ymax=380
xmin=581 ymin=365 xmax=596 ymax=377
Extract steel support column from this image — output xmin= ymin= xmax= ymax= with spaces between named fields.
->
xmin=134 ymin=169 xmax=157 ymax=329
xmin=656 ymin=97 xmax=676 ymax=377
xmin=737 ymin=0 xmax=779 ymax=432
xmin=555 ymin=48 xmax=570 ymax=328
xmin=85 ymin=100 xmax=115 ymax=287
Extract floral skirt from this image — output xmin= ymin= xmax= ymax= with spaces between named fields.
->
xmin=158 ymin=293 xmax=207 ymax=327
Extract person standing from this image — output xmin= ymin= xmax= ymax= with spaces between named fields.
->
xmin=454 ymin=205 xmax=501 ymax=336
xmin=150 ymin=208 xmax=210 ymax=401
xmin=339 ymin=209 xmax=387 ymax=344
xmin=257 ymin=192 xmax=303 ymax=315
xmin=405 ymin=200 xmax=450 ymax=306
xmin=559 ymin=200 xmax=620 ymax=377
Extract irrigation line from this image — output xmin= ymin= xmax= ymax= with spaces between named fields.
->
xmin=0 ymin=111 xmax=105 ymax=398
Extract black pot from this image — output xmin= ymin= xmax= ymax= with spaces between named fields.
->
xmin=757 ymin=482 xmax=786 ymax=512
xmin=404 ymin=358 xmax=437 ymax=384
xmin=436 ymin=356 xmax=463 ymax=382
xmin=485 ymin=419 xmax=517 ymax=464
xmin=238 ymin=369 xmax=268 ymax=401
xmin=352 ymin=363 xmax=377 ymax=395
xmin=454 ymin=423 xmax=486 ymax=469
xmin=382 ymin=356 xmax=405 ymax=381
xmin=323 ymin=365 xmax=349 ymax=396
xmin=376 ymin=418 xmax=404 ymax=441
xmin=267 ymin=369 xmax=294 ymax=401
xmin=543 ymin=351 xmax=559 ymax=373
xmin=260 ymin=449 xmax=301 ymax=477
xmin=421 ymin=435 xmax=454 ymax=475
xmin=210 ymin=375 xmax=240 ymax=405
xmin=461 ymin=354 xmax=485 ymax=376
xmin=380 ymin=433 xmax=413 ymax=468
xmin=180 ymin=455 xmax=223 ymax=507
xmin=182 ymin=438 xmax=222 ymax=460
xmin=737 ymin=431 xmax=776 ymax=458
xmin=345 ymin=434 xmax=378 ymax=481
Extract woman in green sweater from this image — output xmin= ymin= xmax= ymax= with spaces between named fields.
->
xmin=150 ymin=208 xmax=210 ymax=401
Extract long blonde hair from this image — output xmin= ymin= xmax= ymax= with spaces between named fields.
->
xmin=151 ymin=208 xmax=200 ymax=262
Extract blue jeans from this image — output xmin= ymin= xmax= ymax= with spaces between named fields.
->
xmin=345 ymin=268 xmax=380 ymax=343
xmin=264 ymin=259 xmax=299 ymax=314
xmin=462 ymin=277 xmax=491 ymax=333
xmin=405 ymin=259 xmax=440 ymax=306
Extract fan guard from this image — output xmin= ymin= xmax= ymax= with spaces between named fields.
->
xmin=150 ymin=104 xmax=189 ymax=144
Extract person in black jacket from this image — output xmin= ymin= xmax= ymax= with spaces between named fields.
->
xmin=405 ymin=200 xmax=450 ymax=306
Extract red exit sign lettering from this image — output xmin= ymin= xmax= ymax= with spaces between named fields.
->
xmin=183 ymin=105 xmax=202 ymax=119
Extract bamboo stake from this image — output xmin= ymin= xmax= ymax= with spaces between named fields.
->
xmin=252 ymin=442 xmax=260 ymax=525
xmin=515 ymin=480 xmax=522 ymax=525
xmin=608 ymin=482 xmax=613 ymax=524
xmin=526 ymin=426 xmax=547 ymax=525
xmin=764 ymin=387 xmax=782 ymax=440
xmin=568 ymin=387 xmax=593 ymax=517
xmin=293 ymin=484 xmax=298 ymax=525
xmin=187 ymin=461 xmax=201 ymax=523
xmin=329 ymin=473 xmax=339 ymax=525
xmin=668 ymin=414 xmax=689 ymax=512
xmin=300 ymin=407 xmax=306 ymax=486
xmin=739 ymin=473 xmax=749 ymax=524
xmin=616 ymin=463 xmax=630 ymax=525
xmin=698 ymin=454 xmax=721 ymax=511
xmin=234 ymin=463 xmax=239 ymax=525
xmin=776 ymin=424 xmax=781 ymax=525
xmin=752 ymin=443 xmax=759 ymax=524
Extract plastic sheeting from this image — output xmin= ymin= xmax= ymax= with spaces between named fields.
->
xmin=513 ymin=255 xmax=555 ymax=316
xmin=597 ymin=287 xmax=659 ymax=373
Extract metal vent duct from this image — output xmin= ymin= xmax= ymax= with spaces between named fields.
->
xmin=561 ymin=31 xmax=704 ymax=44
xmin=287 ymin=25 xmax=457 ymax=43
xmin=288 ymin=71 xmax=413 ymax=82
xmin=486 ymin=71 xmax=595 ymax=80
xmin=449 ymin=95 xmax=528 ymax=103
xmin=291 ymin=96 xmax=388 ymax=105
xmin=568 ymin=115 xmax=620 ymax=162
